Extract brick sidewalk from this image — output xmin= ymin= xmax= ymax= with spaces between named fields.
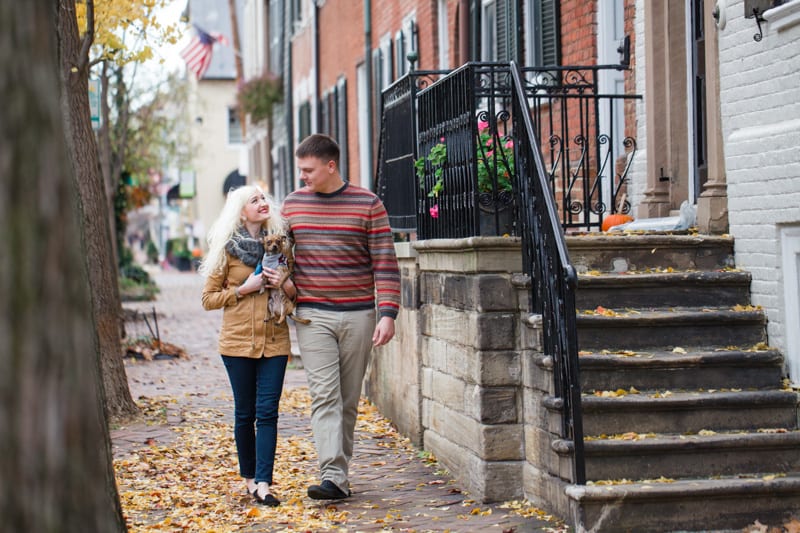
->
xmin=113 ymin=269 xmax=565 ymax=532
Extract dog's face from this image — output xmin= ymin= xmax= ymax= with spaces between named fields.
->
xmin=262 ymin=234 xmax=287 ymax=255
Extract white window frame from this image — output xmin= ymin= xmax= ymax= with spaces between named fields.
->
xmin=781 ymin=226 xmax=800 ymax=386
xmin=481 ymin=0 xmax=498 ymax=62
xmin=228 ymin=107 xmax=243 ymax=145
xmin=437 ymin=0 xmax=449 ymax=69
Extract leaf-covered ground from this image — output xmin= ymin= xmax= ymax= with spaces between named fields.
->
xmin=115 ymin=388 xmax=566 ymax=532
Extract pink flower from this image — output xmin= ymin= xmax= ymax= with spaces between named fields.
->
xmin=440 ymin=136 xmax=446 ymax=142
xmin=478 ymin=120 xmax=489 ymax=131
xmin=486 ymin=150 xmax=494 ymax=158
xmin=486 ymin=137 xmax=494 ymax=146
xmin=505 ymin=139 xmax=514 ymax=149
xmin=429 ymin=204 xmax=439 ymax=218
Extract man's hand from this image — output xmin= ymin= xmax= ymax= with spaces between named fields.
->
xmin=372 ymin=316 xmax=395 ymax=347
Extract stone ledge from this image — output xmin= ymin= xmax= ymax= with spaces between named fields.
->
xmin=413 ymin=237 xmax=522 ymax=273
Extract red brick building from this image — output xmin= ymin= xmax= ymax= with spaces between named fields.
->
xmin=247 ymin=0 xmax=637 ymax=196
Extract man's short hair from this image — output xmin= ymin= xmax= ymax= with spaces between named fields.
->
xmin=296 ymin=134 xmax=340 ymax=167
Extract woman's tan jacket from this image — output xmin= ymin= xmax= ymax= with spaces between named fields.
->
xmin=201 ymin=253 xmax=291 ymax=358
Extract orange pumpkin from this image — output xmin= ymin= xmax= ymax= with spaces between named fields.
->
xmin=601 ymin=213 xmax=634 ymax=232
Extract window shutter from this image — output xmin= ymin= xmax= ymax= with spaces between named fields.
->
xmin=539 ymin=0 xmax=559 ymax=66
xmin=319 ymin=91 xmax=330 ymax=135
xmin=395 ymin=30 xmax=406 ymax=77
xmin=496 ymin=0 xmax=520 ymax=62
xmin=292 ymin=0 xmax=302 ymax=25
xmin=269 ymin=0 xmax=283 ymax=75
xmin=298 ymin=101 xmax=311 ymax=142
xmin=336 ymin=78 xmax=348 ymax=180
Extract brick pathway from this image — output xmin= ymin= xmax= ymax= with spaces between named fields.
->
xmin=113 ymin=270 xmax=565 ymax=532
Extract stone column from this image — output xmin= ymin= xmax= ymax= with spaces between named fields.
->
xmin=639 ymin=1 xmax=689 ymax=218
xmin=413 ymin=237 xmax=525 ymax=502
xmin=696 ymin=0 xmax=729 ymax=234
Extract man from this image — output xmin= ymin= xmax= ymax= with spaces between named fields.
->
xmin=283 ymin=134 xmax=400 ymax=500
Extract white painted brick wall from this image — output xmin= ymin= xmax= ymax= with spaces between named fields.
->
xmin=628 ymin=0 xmax=649 ymax=209
xmin=718 ymin=0 xmax=800 ymax=357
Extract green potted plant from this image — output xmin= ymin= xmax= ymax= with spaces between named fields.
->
xmin=414 ymin=138 xmax=447 ymax=218
xmin=475 ymin=118 xmax=515 ymax=195
xmin=237 ymin=73 xmax=283 ymax=124
xmin=415 ymin=118 xmax=516 ymax=233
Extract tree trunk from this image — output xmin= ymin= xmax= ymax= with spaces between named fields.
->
xmin=56 ymin=0 xmax=138 ymax=422
xmin=97 ymin=60 xmax=120 ymax=269
xmin=0 ymin=1 xmax=126 ymax=530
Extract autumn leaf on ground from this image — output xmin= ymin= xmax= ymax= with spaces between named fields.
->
xmin=747 ymin=342 xmax=772 ymax=352
xmin=784 ymin=517 xmax=800 ymax=533
xmin=593 ymin=389 xmax=630 ymax=398
xmin=732 ymin=304 xmax=763 ymax=311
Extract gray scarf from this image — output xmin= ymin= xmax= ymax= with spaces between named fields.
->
xmin=225 ymin=226 xmax=265 ymax=267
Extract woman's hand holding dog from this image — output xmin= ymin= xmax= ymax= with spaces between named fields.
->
xmin=239 ymin=272 xmax=266 ymax=296
xmin=262 ymin=268 xmax=296 ymax=299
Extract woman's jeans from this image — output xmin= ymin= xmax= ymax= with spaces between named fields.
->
xmin=221 ymin=354 xmax=288 ymax=484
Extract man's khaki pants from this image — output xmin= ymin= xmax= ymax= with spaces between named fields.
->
xmin=293 ymin=307 xmax=376 ymax=492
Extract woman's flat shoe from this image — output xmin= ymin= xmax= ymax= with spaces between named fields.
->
xmin=252 ymin=490 xmax=280 ymax=507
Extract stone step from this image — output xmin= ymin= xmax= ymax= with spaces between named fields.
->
xmin=579 ymin=431 xmax=800 ymax=481
xmin=576 ymin=348 xmax=783 ymax=392
xmin=576 ymin=308 xmax=766 ymax=350
xmin=566 ymin=233 xmax=735 ymax=273
xmin=565 ymin=474 xmax=800 ymax=531
xmin=577 ymin=390 xmax=798 ymax=435
xmin=576 ymin=270 xmax=752 ymax=309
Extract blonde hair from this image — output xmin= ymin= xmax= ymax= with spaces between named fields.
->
xmin=198 ymin=185 xmax=286 ymax=277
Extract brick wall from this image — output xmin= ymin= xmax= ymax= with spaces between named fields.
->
xmin=717 ymin=0 xmax=800 ymax=356
xmin=300 ymin=0 xmax=438 ymax=187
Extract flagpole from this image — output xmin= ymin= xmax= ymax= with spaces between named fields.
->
xmin=227 ymin=0 xmax=246 ymax=139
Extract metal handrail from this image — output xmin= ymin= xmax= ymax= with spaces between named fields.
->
xmin=510 ymin=61 xmax=585 ymax=484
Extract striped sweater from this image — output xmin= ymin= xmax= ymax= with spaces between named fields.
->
xmin=283 ymin=183 xmax=401 ymax=319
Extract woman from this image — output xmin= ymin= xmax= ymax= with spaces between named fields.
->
xmin=199 ymin=185 xmax=294 ymax=506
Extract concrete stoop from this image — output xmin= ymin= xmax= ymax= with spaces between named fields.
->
xmin=546 ymin=233 xmax=800 ymax=532
xmin=565 ymin=475 xmax=800 ymax=532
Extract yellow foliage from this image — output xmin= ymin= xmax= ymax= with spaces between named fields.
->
xmin=75 ymin=0 xmax=183 ymax=67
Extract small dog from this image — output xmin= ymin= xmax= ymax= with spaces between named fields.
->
xmin=258 ymin=234 xmax=310 ymax=325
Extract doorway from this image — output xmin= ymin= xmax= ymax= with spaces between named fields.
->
xmin=688 ymin=0 xmax=708 ymax=204
xmin=597 ymin=0 xmax=626 ymax=213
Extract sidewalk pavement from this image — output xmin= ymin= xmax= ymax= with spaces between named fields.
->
xmin=113 ymin=269 xmax=565 ymax=532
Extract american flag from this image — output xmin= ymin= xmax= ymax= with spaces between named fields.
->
xmin=180 ymin=25 xmax=228 ymax=79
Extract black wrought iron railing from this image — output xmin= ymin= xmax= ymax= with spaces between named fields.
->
xmin=376 ymin=62 xmax=640 ymax=237
xmin=511 ymin=62 xmax=585 ymax=484
xmin=375 ymin=69 xmax=448 ymax=235
xmin=415 ymin=63 xmax=519 ymax=239
xmin=520 ymin=66 xmax=640 ymax=229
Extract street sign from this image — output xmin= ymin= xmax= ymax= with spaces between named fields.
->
xmin=179 ymin=169 xmax=196 ymax=198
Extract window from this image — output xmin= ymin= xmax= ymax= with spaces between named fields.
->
xmin=782 ymin=226 xmax=800 ymax=386
xmin=297 ymin=101 xmax=311 ymax=142
xmin=396 ymin=19 xmax=418 ymax=78
xmin=228 ymin=107 xmax=243 ymax=145
xmin=336 ymin=78 xmax=348 ymax=180
xmin=525 ymin=0 xmax=560 ymax=67
xmin=481 ymin=0 xmax=498 ymax=61
xmin=480 ymin=0 xmax=521 ymax=62
xmin=291 ymin=0 xmax=302 ymax=29
xmin=379 ymin=37 xmax=393 ymax=86
xmin=496 ymin=0 xmax=519 ymax=62
xmin=269 ymin=0 xmax=283 ymax=75
xmin=317 ymin=79 xmax=349 ymax=180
